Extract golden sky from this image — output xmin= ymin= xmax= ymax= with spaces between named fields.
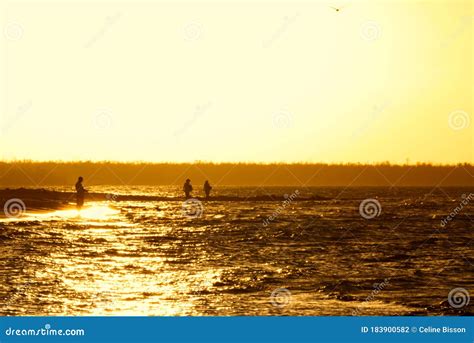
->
xmin=1 ymin=0 xmax=472 ymax=163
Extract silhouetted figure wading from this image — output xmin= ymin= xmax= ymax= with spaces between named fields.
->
xmin=183 ymin=179 xmax=193 ymax=199
xmin=75 ymin=176 xmax=87 ymax=209
xmin=204 ymin=180 xmax=212 ymax=198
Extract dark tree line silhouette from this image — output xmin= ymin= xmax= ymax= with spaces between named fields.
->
xmin=0 ymin=161 xmax=472 ymax=187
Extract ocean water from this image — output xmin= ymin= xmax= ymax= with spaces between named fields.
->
xmin=0 ymin=186 xmax=472 ymax=316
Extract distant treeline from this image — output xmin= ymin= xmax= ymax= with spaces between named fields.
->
xmin=0 ymin=161 xmax=472 ymax=187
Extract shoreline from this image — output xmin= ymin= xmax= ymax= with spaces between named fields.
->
xmin=0 ymin=188 xmax=330 ymax=215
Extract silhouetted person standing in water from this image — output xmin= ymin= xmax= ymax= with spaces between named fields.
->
xmin=203 ymin=180 xmax=212 ymax=198
xmin=75 ymin=176 xmax=87 ymax=209
xmin=183 ymin=179 xmax=193 ymax=199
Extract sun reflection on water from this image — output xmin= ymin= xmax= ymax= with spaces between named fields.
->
xmin=0 ymin=203 xmax=121 ymax=223
xmin=54 ymin=205 xmax=119 ymax=220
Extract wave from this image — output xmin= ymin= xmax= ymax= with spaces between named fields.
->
xmin=0 ymin=188 xmax=330 ymax=214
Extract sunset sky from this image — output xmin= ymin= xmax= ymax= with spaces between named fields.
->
xmin=1 ymin=0 xmax=472 ymax=163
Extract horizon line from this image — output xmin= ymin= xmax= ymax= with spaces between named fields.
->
xmin=0 ymin=159 xmax=473 ymax=167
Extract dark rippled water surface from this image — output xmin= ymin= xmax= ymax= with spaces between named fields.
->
xmin=1 ymin=186 xmax=473 ymax=315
